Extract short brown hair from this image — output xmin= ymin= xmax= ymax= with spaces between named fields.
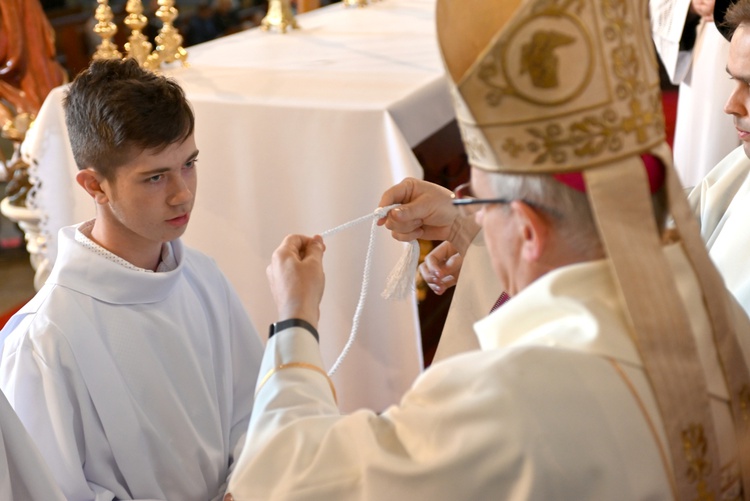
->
xmin=63 ymin=58 xmax=194 ymax=179
xmin=723 ymin=0 xmax=750 ymax=39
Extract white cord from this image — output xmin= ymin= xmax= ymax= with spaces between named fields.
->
xmin=321 ymin=204 xmax=418 ymax=376
xmin=320 ymin=204 xmax=397 ymax=239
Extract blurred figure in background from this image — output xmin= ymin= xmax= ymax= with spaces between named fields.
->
xmin=652 ymin=0 xmax=740 ymax=188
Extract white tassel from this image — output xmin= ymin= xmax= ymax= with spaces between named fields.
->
xmin=382 ymin=240 xmax=420 ymax=300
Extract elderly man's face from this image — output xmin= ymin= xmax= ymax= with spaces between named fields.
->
xmin=725 ymin=24 xmax=750 ymax=158
xmin=470 ymin=168 xmax=522 ymax=295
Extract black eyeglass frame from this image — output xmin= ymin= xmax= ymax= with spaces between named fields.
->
xmin=450 ymin=183 xmax=561 ymax=218
xmin=451 ymin=197 xmax=513 ymax=208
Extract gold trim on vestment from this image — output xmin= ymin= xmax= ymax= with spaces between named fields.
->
xmin=608 ymin=358 xmax=678 ymax=500
xmin=256 ymin=362 xmax=338 ymax=405
xmin=609 ymin=357 xmax=745 ymax=500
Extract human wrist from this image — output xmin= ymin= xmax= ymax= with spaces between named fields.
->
xmin=277 ymin=302 xmax=319 ymax=327
xmin=447 ymin=214 xmax=481 ymax=256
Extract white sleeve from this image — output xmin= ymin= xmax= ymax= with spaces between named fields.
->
xmin=687 ymin=147 xmax=750 ymax=246
xmin=226 ymin=330 xmax=530 ymax=500
xmin=227 ymin=331 xmax=676 ymax=500
xmin=0 ymin=388 xmax=66 ymax=501
xmin=219 ymin=281 xmax=264 ymax=499
xmin=650 ymin=0 xmax=694 ymax=84
xmin=0 ymin=324 xmax=116 ymax=501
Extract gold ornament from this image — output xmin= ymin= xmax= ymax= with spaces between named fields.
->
xmin=1 ymin=113 xmax=34 ymax=206
xmin=91 ymin=0 xmax=188 ymax=71
xmin=144 ymin=0 xmax=188 ymax=70
xmin=93 ymin=0 xmax=122 ymax=60
xmin=261 ymin=0 xmax=299 ymax=33
xmin=124 ymin=0 xmax=153 ymax=66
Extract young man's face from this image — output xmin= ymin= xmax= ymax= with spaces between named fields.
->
xmin=95 ymin=134 xmax=199 ymax=262
xmin=725 ymin=24 xmax=750 ymax=158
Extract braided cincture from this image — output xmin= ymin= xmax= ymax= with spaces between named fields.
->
xmin=321 ymin=204 xmax=418 ymax=376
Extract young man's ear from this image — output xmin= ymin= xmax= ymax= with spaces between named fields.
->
xmin=511 ymin=201 xmax=549 ymax=263
xmin=76 ymin=168 xmax=109 ymax=204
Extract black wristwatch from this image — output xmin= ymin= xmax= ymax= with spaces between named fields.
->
xmin=268 ymin=318 xmax=319 ymax=342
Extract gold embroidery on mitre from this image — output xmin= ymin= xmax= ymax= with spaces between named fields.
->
xmin=449 ymin=85 xmax=499 ymax=169
xmin=455 ymin=0 xmax=666 ymax=173
xmin=520 ymin=30 xmax=576 ymax=88
xmin=464 ymin=134 xmax=488 ymax=162
xmin=683 ymin=424 xmax=716 ymax=501
xmin=477 ymin=0 xmax=594 ymax=107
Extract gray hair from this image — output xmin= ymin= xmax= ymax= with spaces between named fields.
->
xmin=486 ymin=172 xmax=605 ymax=260
xmin=486 ymin=171 xmax=669 ymax=259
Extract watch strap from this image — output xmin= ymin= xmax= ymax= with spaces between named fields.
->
xmin=268 ymin=318 xmax=319 ymax=342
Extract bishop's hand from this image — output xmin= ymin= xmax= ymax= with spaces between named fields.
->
xmin=690 ymin=0 xmax=713 ymax=19
xmin=420 ymin=240 xmax=463 ymax=295
xmin=377 ymin=178 xmax=457 ymax=242
xmin=267 ymin=234 xmax=326 ymax=329
xmin=377 ymin=177 xmax=480 ymax=256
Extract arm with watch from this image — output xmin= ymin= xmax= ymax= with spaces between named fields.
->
xmin=256 ymin=232 xmax=338 ymax=415
xmin=223 ymin=233 xmax=342 ymax=496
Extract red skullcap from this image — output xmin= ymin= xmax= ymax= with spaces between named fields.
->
xmin=552 ymin=154 xmax=665 ymax=194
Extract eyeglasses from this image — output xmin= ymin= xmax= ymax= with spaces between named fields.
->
xmin=451 ymin=182 xmax=513 ymax=206
xmin=451 ymin=182 xmax=561 ymax=219
xmin=451 ymin=182 xmax=512 ymax=217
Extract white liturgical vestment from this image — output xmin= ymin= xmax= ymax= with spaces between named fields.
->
xmin=431 ymin=231 xmax=493 ymax=363
xmin=0 ymin=224 xmax=263 ymax=501
xmin=689 ymin=145 xmax=750 ymax=313
xmin=672 ymin=21 xmax=739 ymax=189
xmin=226 ymin=243 xmax=749 ymax=500
xmin=650 ymin=0 xmax=738 ymax=188
xmin=0 ymin=390 xmax=64 ymax=500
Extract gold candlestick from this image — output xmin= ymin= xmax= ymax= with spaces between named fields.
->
xmin=1 ymin=113 xmax=33 ymax=207
xmin=124 ymin=0 xmax=153 ymax=66
xmin=144 ymin=0 xmax=188 ymax=70
xmin=93 ymin=0 xmax=122 ymax=60
xmin=343 ymin=0 xmax=368 ymax=7
xmin=261 ymin=0 xmax=299 ymax=33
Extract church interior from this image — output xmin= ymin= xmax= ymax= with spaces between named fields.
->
xmin=6 ymin=0 xmax=741 ymax=497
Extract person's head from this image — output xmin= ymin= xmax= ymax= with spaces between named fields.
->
xmin=196 ymin=2 xmax=213 ymax=17
xmin=65 ymin=58 xmax=194 ymax=180
xmin=64 ymin=58 xmax=198 ymax=269
xmin=466 ymin=165 xmax=667 ymax=296
xmin=213 ymin=0 xmax=237 ymax=13
xmin=723 ymin=0 xmax=750 ymax=157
